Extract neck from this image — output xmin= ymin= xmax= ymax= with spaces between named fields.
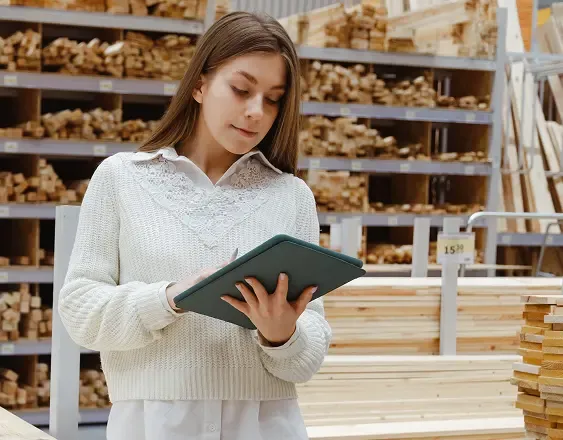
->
xmin=177 ymin=120 xmax=239 ymax=184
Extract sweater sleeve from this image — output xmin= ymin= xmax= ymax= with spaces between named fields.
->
xmin=58 ymin=156 xmax=180 ymax=352
xmin=256 ymin=177 xmax=332 ymax=383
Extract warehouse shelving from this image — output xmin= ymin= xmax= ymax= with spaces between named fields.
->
xmin=0 ymin=5 xmax=205 ymax=34
xmin=497 ymin=232 xmax=563 ymax=247
xmin=14 ymin=407 xmax=109 ymax=425
xmin=0 ymin=340 xmax=93 ymax=356
xmin=0 ymin=267 xmax=53 ymax=284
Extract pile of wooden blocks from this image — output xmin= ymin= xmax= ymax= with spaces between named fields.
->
xmin=0 ymin=160 xmax=89 ymax=204
xmin=301 ymin=61 xmax=440 ymax=108
xmin=437 ymin=94 xmax=490 ymax=110
xmin=36 ymin=363 xmax=50 ymax=407
xmin=150 ymin=0 xmax=204 ymax=20
xmin=299 ymin=116 xmax=426 ymax=160
xmin=0 ymin=284 xmax=43 ymax=341
xmin=43 ymin=37 xmax=126 ymax=78
xmin=303 ymin=170 xmax=368 ymax=212
xmin=369 ymin=202 xmax=484 ymax=215
xmin=123 ymin=31 xmax=195 ymax=80
xmin=80 ymin=369 xmax=110 ymax=409
xmin=363 ymin=243 xmax=486 ymax=266
xmin=119 ymin=119 xmax=159 ymax=143
xmin=0 ymin=29 xmax=41 ymax=72
xmin=0 ymin=368 xmax=35 ymax=410
xmin=512 ymin=294 xmax=563 ymax=439
xmin=42 ymin=107 xmax=123 ymax=141
xmin=323 ymin=2 xmax=387 ymax=50
xmin=41 ymin=0 xmax=106 ymax=12
xmin=433 ymin=151 xmax=489 ymax=163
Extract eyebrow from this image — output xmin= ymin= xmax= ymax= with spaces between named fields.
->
xmin=235 ymin=70 xmax=286 ymax=90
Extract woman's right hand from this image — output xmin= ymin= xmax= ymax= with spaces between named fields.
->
xmin=165 ymin=250 xmax=238 ymax=312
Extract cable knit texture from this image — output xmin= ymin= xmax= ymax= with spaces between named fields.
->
xmin=58 ymin=147 xmax=332 ymax=403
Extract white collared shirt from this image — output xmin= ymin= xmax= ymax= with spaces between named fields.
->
xmin=58 ymin=146 xmax=331 ymax=439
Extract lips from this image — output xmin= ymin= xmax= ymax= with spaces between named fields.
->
xmin=232 ymin=125 xmax=258 ymax=138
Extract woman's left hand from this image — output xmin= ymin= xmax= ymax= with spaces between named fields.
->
xmin=221 ymin=273 xmax=317 ymax=346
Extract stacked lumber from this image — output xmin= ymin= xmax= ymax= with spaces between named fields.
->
xmin=323 ymin=277 xmax=563 ymax=355
xmin=303 ymin=170 xmax=368 ymax=212
xmin=0 ymin=368 xmax=35 ymax=410
xmin=0 ymin=160 xmax=89 ymax=204
xmin=297 ymin=355 xmax=520 ymax=427
xmin=436 ymin=94 xmax=490 ymax=110
xmin=512 ymin=294 xmax=563 ymax=440
xmin=150 ymin=0 xmax=200 ymax=19
xmin=37 ymin=0 xmax=206 ymax=17
xmin=36 ymin=363 xmax=50 ymax=407
xmin=433 ymin=151 xmax=489 ymax=163
xmin=119 ymin=119 xmax=159 ymax=143
xmin=299 ymin=116 xmax=426 ymax=159
xmin=123 ymin=31 xmax=195 ymax=80
xmin=365 ymin=243 xmax=485 ymax=265
xmin=214 ymin=0 xmax=228 ymax=20
xmin=369 ymin=202 xmax=484 ymax=215
xmin=79 ymin=369 xmax=110 ymax=408
xmin=42 ymin=0 xmax=105 ymax=12
xmin=42 ymin=37 xmax=125 ymax=77
xmin=0 ymin=285 xmax=33 ymax=341
xmin=42 ymin=108 xmax=122 ymax=141
xmin=0 ymin=29 xmax=41 ymax=72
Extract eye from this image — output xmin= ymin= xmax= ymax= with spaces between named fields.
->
xmin=231 ymin=86 xmax=248 ymax=96
xmin=266 ymin=96 xmax=283 ymax=105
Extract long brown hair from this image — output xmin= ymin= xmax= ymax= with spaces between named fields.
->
xmin=139 ymin=11 xmax=301 ymax=174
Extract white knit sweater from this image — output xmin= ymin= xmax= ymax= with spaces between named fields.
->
xmin=58 ymin=146 xmax=332 ymax=403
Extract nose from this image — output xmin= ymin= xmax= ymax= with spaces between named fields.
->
xmin=245 ymin=94 xmax=264 ymax=120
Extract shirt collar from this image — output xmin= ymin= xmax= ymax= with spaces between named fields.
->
xmin=130 ymin=146 xmax=283 ymax=175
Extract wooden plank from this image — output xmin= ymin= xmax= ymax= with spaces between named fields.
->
xmin=0 ymin=406 xmax=55 ymax=439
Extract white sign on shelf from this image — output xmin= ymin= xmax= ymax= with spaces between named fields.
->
xmin=340 ymin=106 xmax=351 ymax=116
xmin=437 ymin=232 xmax=475 ymax=264
xmin=99 ymin=80 xmax=113 ymax=92
xmin=464 ymin=165 xmax=475 ymax=175
xmin=387 ymin=216 xmax=399 ymax=226
xmin=465 ymin=112 xmax=477 ymax=123
xmin=308 ymin=158 xmax=320 ymax=169
xmin=0 ymin=343 xmax=15 ymax=355
xmin=0 ymin=206 xmax=9 ymax=218
xmin=326 ymin=215 xmax=337 ymax=224
xmin=400 ymin=163 xmax=411 ymax=172
xmin=164 ymin=83 xmax=178 ymax=95
xmin=351 ymin=160 xmax=362 ymax=171
xmin=4 ymin=141 xmax=18 ymax=153
xmin=0 ymin=272 xmax=7 ymax=283
xmin=3 ymin=75 xmax=17 ymax=86
xmin=93 ymin=144 xmax=108 ymax=156
xmin=405 ymin=110 xmax=417 ymax=120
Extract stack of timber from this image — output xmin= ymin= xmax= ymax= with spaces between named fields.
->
xmin=0 ymin=368 xmax=35 ymax=410
xmin=324 ymin=277 xmax=563 ymax=355
xmin=303 ymin=170 xmax=369 ymax=213
xmin=301 ymin=61 xmax=489 ymax=109
xmin=368 ymin=201 xmax=484 ymax=215
xmin=0 ymin=160 xmax=89 ymax=204
xmin=280 ymin=0 xmax=497 ymax=59
xmin=365 ymin=242 xmax=485 ymax=265
xmin=513 ymin=294 xmax=563 ymax=440
xmin=0 ymin=29 xmax=41 ymax=72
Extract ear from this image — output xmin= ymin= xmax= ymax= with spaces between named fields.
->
xmin=192 ymin=75 xmax=206 ymax=104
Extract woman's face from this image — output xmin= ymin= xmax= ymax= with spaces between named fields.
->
xmin=193 ymin=52 xmax=287 ymax=155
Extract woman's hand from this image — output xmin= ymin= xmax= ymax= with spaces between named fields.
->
xmin=221 ymin=273 xmax=317 ymax=346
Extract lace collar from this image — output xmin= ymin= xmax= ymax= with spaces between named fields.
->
xmin=130 ymin=146 xmax=283 ymax=175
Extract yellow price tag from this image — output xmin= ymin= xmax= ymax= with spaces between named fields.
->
xmin=437 ymin=232 xmax=475 ymax=264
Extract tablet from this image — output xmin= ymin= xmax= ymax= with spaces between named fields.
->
xmin=173 ymin=234 xmax=366 ymax=329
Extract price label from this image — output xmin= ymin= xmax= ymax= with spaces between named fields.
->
xmin=464 ymin=165 xmax=475 ymax=175
xmin=405 ymin=110 xmax=417 ymax=120
xmin=0 ymin=206 xmax=9 ymax=218
xmin=99 ymin=80 xmax=113 ymax=91
xmin=93 ymin=144 xmax=107 ymax=156
xmin=547 ymin=236 xmax=555 ymax=245
xmin=308 ymin=158 xmax=320 ymax=169
xmin=0 ymin=272 xmax=7 ymax=282
xmin=387 ymin=216 xmax=399 ymax=226
xmin=4 ymin=141 xmax=18 ymax=153
xmin=465 ymin=112 xmax=476 ymax=122
xmin=400 ymin=163 xmax=411 ymax=172
xmin=340 ymin=106 xmax=351 ymax=116
xmin=3 ymin=75 xmax=17 ymax=86
xmin=437 ymin=232 xmax=475 ymax=264
xmin=501 ymin=234 xmax=512 ymax=245
xmin=164 ymin=83 xmax=178 ymax=95
xmin=326 ymin=215 xmax=337 ymax=224
xmin=351 ymin=160 xmax=362 ymax=171
xmin=1 ymin=343 xmax=15 ymax=355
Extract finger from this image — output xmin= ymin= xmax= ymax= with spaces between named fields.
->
xmin=293 ymin=286 xmax=317 ymax=315
xmin=274 ymin=273 xmax=289 ymax=303
xmin=235 ymin=282 xmax=259 ymax=309
xmin=221 ymin=295 xmax=250 ymax=316
xmin=244 ymin=277 xmax=269 ymax=304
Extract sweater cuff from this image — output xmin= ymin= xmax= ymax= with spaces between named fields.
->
xmin=256 ymin=321 xmax=307 ymax=359
xmin=136 ymin=281 xmax=181 ymax=331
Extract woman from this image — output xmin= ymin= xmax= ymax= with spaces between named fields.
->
xmin=58 ymin=11 xmax=332 ymax=440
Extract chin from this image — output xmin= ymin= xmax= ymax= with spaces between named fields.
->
xmin=222 ymin=137 xmax=262 ymax=156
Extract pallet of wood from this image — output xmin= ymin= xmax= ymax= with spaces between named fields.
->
xmin=298 ymin=354 xmax=522 ymax=437
xmin=512 ymin=294 xmax=563 ymax=440
xmin=0 ymin=29 xmax=41 ymax=72
xmin=0 ymin=160 xmax=89 ymax=204
xmin=301 ymin=170 xmax=369 ymax=213
xmin=41 ymin=107 xmax=122 ymax=141
xmin=325 ymin=277 xmax=563 ymax=355
xmin=0 ymin=367 xmax=36 ymax=410
xmin=369 ymin=201 xmax=484 ymax=215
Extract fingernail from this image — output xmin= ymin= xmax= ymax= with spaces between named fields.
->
xmin=280 ymin=273 xmax=287 ymax=280
xmin=244 ymin=277 xmax=252 ymax=284
xmin=235 ymin=283 xmax=242 ymax=290
xmin=311 ymin=286 xmax=318 ymax=294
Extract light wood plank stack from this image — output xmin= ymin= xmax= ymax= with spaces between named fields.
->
xmin=0 ymin=30 xmax=41 ymax=72
xmin=0 ymin=368 xmax=35 ymax=410
xmin=365 ymin=242 xmax=485 ymax=265
xmin=325 ymin=278 xmax=563 ymax=355
xmin=512 ymin=294 xmax=563 ymax=440
xmin=368 ymin=201 xmax=484 ymax=215
xmin=302 ymin=170 xmax=369 ymax=213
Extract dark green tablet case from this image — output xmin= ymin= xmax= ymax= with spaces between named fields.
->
xmin=173 ymin=234 xmax=366 ymax=329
